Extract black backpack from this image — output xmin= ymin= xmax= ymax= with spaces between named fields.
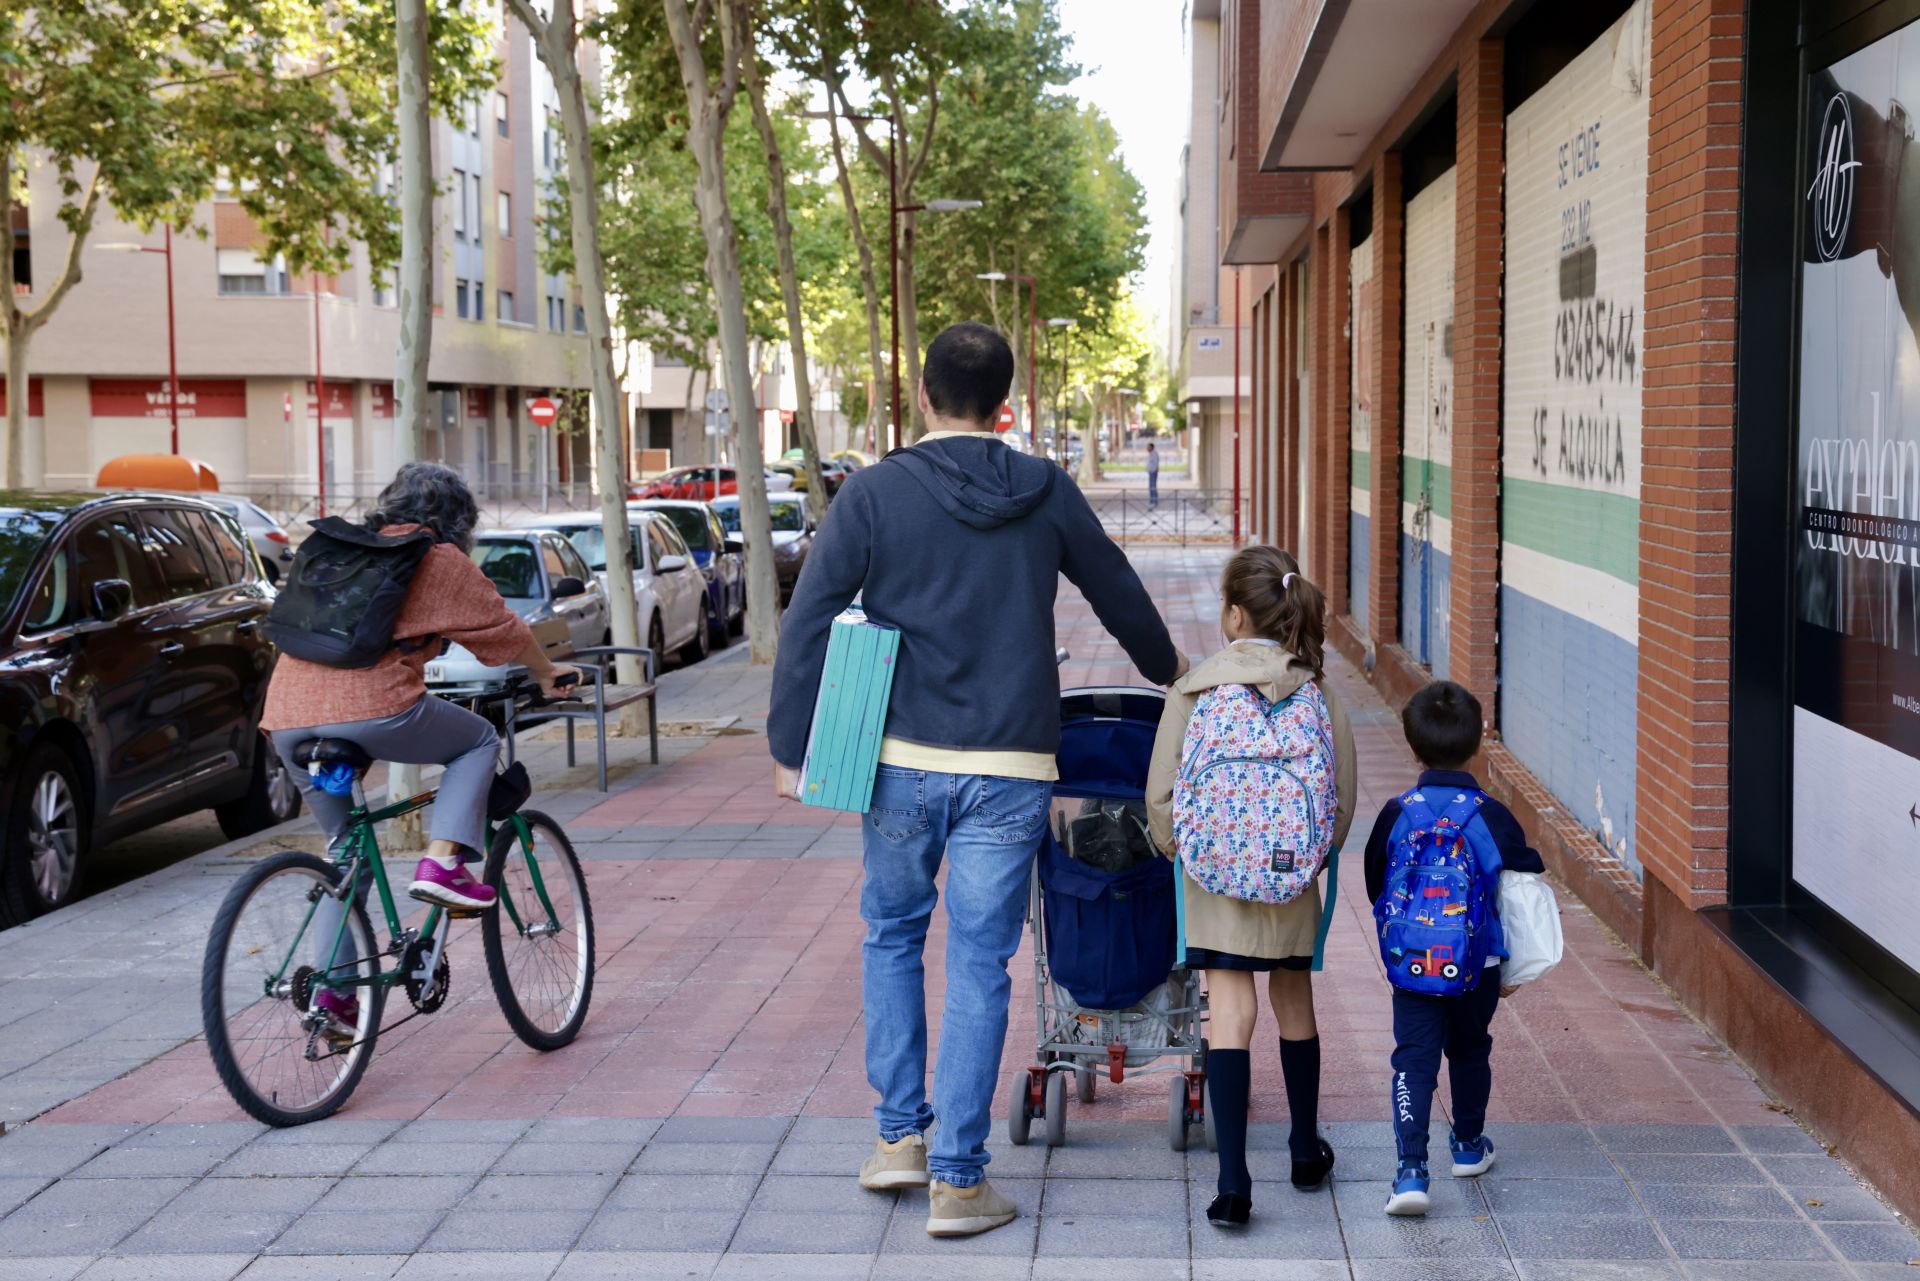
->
xmin=264 ymin=518 xmax=438 ymax=668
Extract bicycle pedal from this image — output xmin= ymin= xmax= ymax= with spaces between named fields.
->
xmin=445 ymin=907 xmax=488 ymax=920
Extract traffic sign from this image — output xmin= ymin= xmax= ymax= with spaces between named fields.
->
xmin=704 ymin=408 xmax=731 ymax=437
xmin=704 ymin=387 xmax=729 ymax=412
xmin=527 ymin=396 xmax=561 ymax=427
xmin=995 ymin=403 xmax=1015 ymax=433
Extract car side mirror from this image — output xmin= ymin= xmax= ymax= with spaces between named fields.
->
xmin=656 ymin=554 xmax=688 ymax=573
xmin=93 ymin=579 xmax=133 ymax=622
xmin=552 ymin=575 xmax=587 ymax=600
xmin=724 ymin=534 xmax=745 ymax=553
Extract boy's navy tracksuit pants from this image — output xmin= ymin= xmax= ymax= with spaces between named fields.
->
xmin=1388 ymin=964 xmax=1503 ymax=1163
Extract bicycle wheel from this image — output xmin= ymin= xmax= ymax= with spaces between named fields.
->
xmin=202 ymin=852 xmax=384 ymax=1126
xmin=482 ymin=810 xmax=594 ymax=1050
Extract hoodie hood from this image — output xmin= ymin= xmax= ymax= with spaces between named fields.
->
xmin=885 ymin=435 xmax=1056 ymax=529
xmin=1172 ymin=640 xmax=1317 ymax=705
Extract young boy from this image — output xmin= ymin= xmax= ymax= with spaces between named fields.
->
xmin=1362 ymin=680 xmax=1544 ymax=1216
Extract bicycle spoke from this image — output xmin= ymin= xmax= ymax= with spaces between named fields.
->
xmin=488 ymin=821 xmax=591 ymax=1039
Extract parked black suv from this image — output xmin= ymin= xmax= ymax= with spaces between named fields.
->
xmin=0 ymin=492 xmax=298 ymax=926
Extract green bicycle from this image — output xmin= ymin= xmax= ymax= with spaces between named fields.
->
xmin=200 ymin=681 xmax=595 ymax=1127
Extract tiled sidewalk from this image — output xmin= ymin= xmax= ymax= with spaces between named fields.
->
xmin=0 ymin=547 xmax=1914 ymax=1279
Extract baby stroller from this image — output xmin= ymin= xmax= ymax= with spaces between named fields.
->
xmin=1008 ymin=685 xmax=1216 ymax=1152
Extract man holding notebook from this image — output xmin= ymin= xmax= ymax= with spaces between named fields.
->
xmin=769 ymin=322 xmax=1182 ymax=1237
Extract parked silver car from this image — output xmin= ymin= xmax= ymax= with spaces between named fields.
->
xmin=425 ymin=528 xmax=609 ymax=688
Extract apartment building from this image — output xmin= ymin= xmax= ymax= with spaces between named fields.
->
xmin=1185 ymin=0 xmax=1920 ymax=1219
xmin=2 ymin=17 xmax=603 ymax=505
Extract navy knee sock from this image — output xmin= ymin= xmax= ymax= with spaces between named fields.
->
xmin=1209 ymin=1048 xmax=1252 ymax=1196
xmin=1279 ymin=1035 xmax=1321 ymax=1162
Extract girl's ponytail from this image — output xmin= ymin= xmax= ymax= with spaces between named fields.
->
xmin=1220 ymin=545 xmax=1327 ymax=675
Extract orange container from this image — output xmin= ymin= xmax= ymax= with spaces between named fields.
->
xmin=95 ymin=455 xmax=221 ymax=492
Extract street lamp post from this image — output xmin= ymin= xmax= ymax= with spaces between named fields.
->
xmin=312 ymin=273 xmax=328 ymax=517
xmin=1047 ymin=317 xmax=1075 ymax=465
xmin=99 ymin=229 xmax=181 ymax=456
xmin=976 ymin=271 xmax=1038 ymax=445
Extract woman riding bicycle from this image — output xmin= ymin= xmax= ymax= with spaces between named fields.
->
xmin=261 ymin=463 xmax=579 ymax=932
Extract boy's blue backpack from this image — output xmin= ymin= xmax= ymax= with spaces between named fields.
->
xmin=1374 ymin=787 xmax=1504 ymax=996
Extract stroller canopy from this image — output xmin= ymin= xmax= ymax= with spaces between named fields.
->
xmin=1055 ymin=687 xmax=1165 ymax=801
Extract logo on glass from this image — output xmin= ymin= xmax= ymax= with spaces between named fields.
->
xmin=1809 ymin=91 xmax=1860 ymax=262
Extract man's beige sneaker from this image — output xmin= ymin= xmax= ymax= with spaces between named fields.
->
xmin=925 ymin=1178 xmax=1017 ymax=1236
xmin=858 ymin=1134 xmax=930 ymax=1189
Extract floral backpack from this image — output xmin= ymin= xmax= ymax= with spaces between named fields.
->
xmin=1172 ymin=680 xmax=1339 ymax=904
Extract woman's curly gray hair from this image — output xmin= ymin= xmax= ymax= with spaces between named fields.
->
xmin=365 ymin=462 xmax=480 ymax=551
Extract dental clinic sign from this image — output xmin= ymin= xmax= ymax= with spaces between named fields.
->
xmin=1791 ymin=14 xmax=1920 ymax=978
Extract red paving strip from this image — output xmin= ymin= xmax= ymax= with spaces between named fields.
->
xmin=45 ymin=549 xmax=1793 ymax=1137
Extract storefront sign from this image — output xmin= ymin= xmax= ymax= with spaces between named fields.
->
xmin=1791 ymin=16 xmax=1920 ymax=977
xmin=89 ymin=378 xmax=246 ymax=420
xmin=370 ymin=383 xmax=395 ymax=419
xmin=0 ymin=378 xmax=45 ymax=418
xmin=305 ymin=380 xmax=353 ymax=422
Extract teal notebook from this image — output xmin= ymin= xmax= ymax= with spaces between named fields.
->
xmin=799 ymin=608 xmax=901 ymax=813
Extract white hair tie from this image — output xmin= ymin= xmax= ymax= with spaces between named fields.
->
xmin=1282 ymin=572 xmax=1296 ymax=590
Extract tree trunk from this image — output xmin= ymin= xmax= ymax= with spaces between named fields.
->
xmin=667 ymin=0 xmax=780 ymax=665
xmin=899 ymin=210 xmax=923 ymax=442
xmin=823 ymin=100 xmax=884 ymax=456
xmin=3 ymin=326 xmax=29 ymax=490
xmin=393 ymin=0 xmax=431 ymax=468
xmin=742 ymin=44 xmax=825 ymax=523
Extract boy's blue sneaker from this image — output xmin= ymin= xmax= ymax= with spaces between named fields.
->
xmin=1384 ymin=1161 xmax=1431 ymax=1216
xmin=1449 ymin=1132 xmax=1496 ymax=1177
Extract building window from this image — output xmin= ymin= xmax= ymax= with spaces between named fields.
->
xmin=468 ymin=172 xmax=483 ymax=243
xmin=464 ymin=97 xmax=482 ymax=138
xmin=456 ymin=278 xmax=471 ymax=320
xmin=498 ymin=289 xmax=514 ymax=323
xmin=495 ymin=92 xmax=510 ymax=137
xmin=573 ymin=304 xmax=585 ymax=334
xmin=9 ymin=204 xmax=28 ymax=294
xmin=452 ymin=168 xmax=467 ymax=239
xmin=547 ymin=295 xmax=562 ymax=332
xmin=217 ymin=249 xmax=286 ymax=295
xmin=497 ymin=191 xmax=511 ymax=236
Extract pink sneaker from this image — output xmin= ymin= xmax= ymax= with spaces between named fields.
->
xmin=314 ymin=988 xmax=360 ymax=1043
xmin=408 ymin=858 xmax=497 ymax=911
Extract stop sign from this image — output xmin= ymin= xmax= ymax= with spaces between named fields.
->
xmin=527 ymin=396 xmax=560 ymax=427
xmin=994 ymin=403 xmax=1015 ymax=433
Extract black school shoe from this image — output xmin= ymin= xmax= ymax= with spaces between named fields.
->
xmin=1291 ymin=1137 xmax=1336 ymax=1190
xmin=1206 ymin=1192 xmax=1252 ymax=1227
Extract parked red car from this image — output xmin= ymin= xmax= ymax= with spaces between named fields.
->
xmin=630 ymin=465 xmax=793 ymax=502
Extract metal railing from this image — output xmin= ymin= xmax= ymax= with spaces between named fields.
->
xmin=244 ymin=482 xmax=598 ymax=532
xmin=1076 ymin=486 xmax=1246 ymax=546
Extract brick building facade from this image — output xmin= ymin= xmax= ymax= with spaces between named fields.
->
xmin=1185 ymin=0 xmax=1920 ymax=1219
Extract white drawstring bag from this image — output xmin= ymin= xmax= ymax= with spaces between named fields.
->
xmin=1498 ymin=871 xmax=1563 ymax=987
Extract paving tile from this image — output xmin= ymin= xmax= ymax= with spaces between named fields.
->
xmin=314 ymin=1174 xmax=474 ymax=1213
xmin=264 ymin=1210 xmax=442 ymax=1255
xmin=652 ymin=1118 xmax=791 ymax=1145
xmin=745 ymin=1173 xmax=894 ymax=1217
xmin=166 ymin=1177 xmax=334 ymax=1215
xmin=1513 ymin=1264 xmax=1683 ymax=1281
xmin=75 ymin=1256 xmax=252 ymax=1281
xmin=214 ymin=1143 xmax=374 ymax=1179
xmin=1821 ymin=1221 xmax=1920 ymax=1262
xmin=1614 ymin=1155 xmax=1764 ymax=1185
xmin=1729 ymin=1126 xmax=1825 ymax=1156
xmin=0 ymin=1210 xmax=149 ymax=1256
xmin=783 ymin=1118 xmax=876 ymax=1145
xmin=712 ymin=1254 xmax=878 ymax=1280
xmin=465 ymin=1174 xmax=617 ymax=1213
xmin=547 ymin=1252 xmax=718 ymax=1279
xmin=630 ymin=1143 xmax=776 ymax=1177
xmin=1796 ymin=1185 xmax=1899 ymax=1221
xmin=1483 ymin=1147 xmax=1621 ymax=1180
xmin=575 ymin=1208 xmax=740 ymax=1253
xmin=1040 ymin=1261 xmax=1185 ymax=1281
xmin=246 ymin=1119 xmax=405 ymax=1148
xmin=1041 ymin=1177 xmax=1186 ymax=1217
xmin=1194 ymin=1263 xmax=1352 ymax=1281
xmin=1349 ymin=1263 xmax=1516 ymax=1281
xmin=493 ymin=1144 xmax=643 ymax=1176
xmin=1188 ymin=1214 xmax=1348 ymax=1260
xmin=1186 ymin=1179 xmax=1341 ymax=1221
xmin=1590 ymin=1126 xmax=1737 ymax=1155
xmin=423 ymin=1209 xmax=595 ymax=1252
xmin=1680 ymin=1264 xmax=1853 ymax=1281
xmin=0 ymin=1258 xmax=89 ymax=1281
xmin=523 ymin=1118 xmax=662 ymax=1147
xmin=1769 ymin=1156 xmax=1872 ymax=1188
xmin=352 ymin=1142 xmax=511 ymax=1177
xmin=393 ymin=1120 xmax=534 ymax=1146
xmin=869 ymin=1259 xmax=1031 ymax=1281
xmin=877 ymin=1207 xmax=1038 ymax=1258
xmin=1636 ymin=1182 xmax=1797 ymax=1220
xmin=1661 ymin=1217 xmax=1833 ymax=1260
xmin=1498 ymin=1213 xmax=1670 ymax=1260
xmin=67 ymin=1146 xmax=233 ymax=1179
xmin=1340 ymin=1216 xmax=1510 ymax=1259
xmin=234 ymin=1255 xmax=407 ymax=1279
xmin=1043 ymin=1143 xmax=1187 ymax=1180
xmin=12 ymin=1176 xmax=190 ymax=1219
xmin=0 ymin=1177 xmax=48 ymax=1216
xmin=607 ymin=1174 xmax=759 ymax=1214
xmin=1339 ymin=1177 xmax=1491 ymax=1217
xmin=729 ymin=1209 xmax=888 ymax=1254
xmin=113 ymin=1210 xmax=296 ymax=1255
xmin=1035 ymin=1214 xmax=1188 ymax=1258
xmin=1482 ymin=1176 xmax=1638 ymax=1216
xmin=391 ymin=1252 xmax=567 ymax=1280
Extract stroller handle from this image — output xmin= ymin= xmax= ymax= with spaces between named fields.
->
xmin=1055 ymin=647 xmax=1071 ymax=666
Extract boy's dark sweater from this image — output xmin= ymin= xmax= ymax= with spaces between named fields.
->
xmin=1362 ymin=769 xmax=1546 ymax=903
xmin=767 ymin=434 xmax=1178 ymax=768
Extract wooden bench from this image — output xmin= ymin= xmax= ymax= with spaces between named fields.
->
xmin=499 ymin=645 xmax=658 ymax=792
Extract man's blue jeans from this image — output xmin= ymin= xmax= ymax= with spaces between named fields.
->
xmin=861 ymin=765 xmax=1052 ymax=1187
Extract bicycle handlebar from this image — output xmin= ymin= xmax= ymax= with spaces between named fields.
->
xmin=461 ymin=669 xmax=584 ymax=712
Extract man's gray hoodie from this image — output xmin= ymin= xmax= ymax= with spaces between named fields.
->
xmin=767 ymin=434 xmax=1178 ymax=768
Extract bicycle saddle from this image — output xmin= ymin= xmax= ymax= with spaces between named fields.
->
xmin=291 ymin=738 xmax=375 ymax=773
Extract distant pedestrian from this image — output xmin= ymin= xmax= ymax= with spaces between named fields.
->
xmin=1147 ymin=545 xmax=1353 ymax=1229
xmin=769 ymin=322 xmax=1185 ymax=1237
xmin=1146 ymin=440 xmax=1161 ymax=508
xmin=1362 ymin=680 xmax=1545 ymax=1216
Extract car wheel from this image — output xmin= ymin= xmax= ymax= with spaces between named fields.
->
xmin=1 ymin=743 xmax=88 ymax=926
xmin=677 ymin=603 xmax=711 ymax=666
xmin=649 ymin=614 xmax=666 ymax=676
xmin=215 ymin=738 xmax=305 ymax=841
xmin=706 ymin=593 xmax=731 ymax=650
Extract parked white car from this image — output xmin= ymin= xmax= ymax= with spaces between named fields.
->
xmin=536 ymin=510 xmax=709 ymax=667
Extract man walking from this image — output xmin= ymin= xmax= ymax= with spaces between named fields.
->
xmin=1146 ymin=439 xmax=1161 ymax=509
xmin=770 ymin=323 xmax=1183 ymax=1236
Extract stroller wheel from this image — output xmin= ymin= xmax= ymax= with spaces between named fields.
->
xmin=1008 ymin=1067 xmax=1036 ymax=1146
xmin=1044 ymin=1071 xmax=1068 ymax=1147
xmin=1169 ymin=1074 xmax=1191 ymax=1151
xmin=1076 ymin=1066 xmax=1097 ymax=1104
